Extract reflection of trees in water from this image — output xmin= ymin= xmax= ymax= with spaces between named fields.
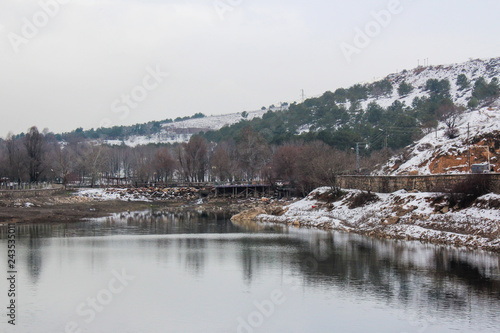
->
xmin=6 ymin=212 xmax=500 ymax=321
xmin=291 ymin=231 xmax=500 ymax=319
xmin=4 ymin=211 xmax=242 ymax=238
xmin=6 ymin=224 xmax=47 ymax=284
xmin=180 ymin=238 xmax=207 ymax=277
xmin=111 ymin=210 xmax=241 ymax=235
xmin=26 ymin=237 xmax=43 ymax=284
xmin=239 ymin=237 xmax=304 ymax=284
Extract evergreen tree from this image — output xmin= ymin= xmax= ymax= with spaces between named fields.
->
xmin=426 ymin=79 xmax=450 ymax=96
xmin=456 ymin=74 xmax=470 ymax=90
xmin=398 ymin=81 xmax=414 ymax=96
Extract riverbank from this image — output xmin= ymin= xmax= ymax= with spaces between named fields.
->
xmin=0 ymin=188 xmax=290 ymax=225
xmin=249 ymin=187 xmax=500 ymax=253
xmin=4 ymin=187 xmax=500 ymax=254
xmin=0 ymin=192 xmax=156 ymax=224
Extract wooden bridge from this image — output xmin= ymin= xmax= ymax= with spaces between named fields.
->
xmin=213 ymin=184 xmax=272 ymax=198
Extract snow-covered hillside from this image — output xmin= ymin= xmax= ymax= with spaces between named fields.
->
xmin=358 ymin=57 xmax=500 ymax=175
xmin=104 ymin=109 xmax=268 ymax=147
xmin=359 ymin=58 xmax=500 ymax=109
xmin=101 ymin=57 xmax=500 ymax=162
xmin=377 ymin=102 xmax=500 ymax=175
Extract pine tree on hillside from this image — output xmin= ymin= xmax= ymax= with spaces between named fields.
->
xmin=398 ymin=81 xmax=414 ymax=97
xmin=456 ymin=74 xmax=470 ymax=90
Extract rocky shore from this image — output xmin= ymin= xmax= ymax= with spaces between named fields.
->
xmin=245 ymin=187 xmax=500 ymax=253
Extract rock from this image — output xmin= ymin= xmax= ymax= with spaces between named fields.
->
xmin=230 ymin=208 xmax=266 ymax=222
xmin=441 ymin=206 xmax=449 ymax=214
xmin=267 ymin=206 xmax=286 ymax=216
xmin=383 ymin=216 xmax=400 ymax=225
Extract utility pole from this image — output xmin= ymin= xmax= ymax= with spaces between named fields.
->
xmin=301 ymin=89 xmax=305 ymax=103
xmin=356 ymin=142 xmax=360 ymax=174
xmin=355 ymin=142 xmax=368 ymax=174
xmin=385 ymin=130 xmax=389 ymax=159
xmin=467 ymin=123 xmax=471 ymax=173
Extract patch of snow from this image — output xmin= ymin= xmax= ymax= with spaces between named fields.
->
xmin=76 ymin=188 xmax=152 ymax=202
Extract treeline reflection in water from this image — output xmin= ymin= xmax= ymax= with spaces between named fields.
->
xmin=1 ymin=210 xmax=500 ymax=329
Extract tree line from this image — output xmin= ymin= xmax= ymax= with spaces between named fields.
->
xmin=0 ymin=126 xmax=385 ymax=195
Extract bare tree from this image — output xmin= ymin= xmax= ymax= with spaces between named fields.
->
xmin=6 ymin=134 xmax=27 ymax=182
xmin=154 ymin=147 xmax=176 ymax=183
xmin=24 ymin=126 xmax=44 ymax=182
xmin=296 ymin=142 xmax=353 ymax=195
xmin=0 ymin=139 xmax=8 ymax=179
xmin=79 ymin=142 xmax=107 ymax=187
xmin=437 ymin=104 xmax=462 ymax=139
xmin=130 ymin=146 xmax=155 ymax=185
xmin=269 ymin=144 xmax=301 ymax=185
xmin=177 ymin=136 xmax=208 ymax=182
xmin=236 ymin=127 xmax=270 ymax=181
xmin=210 ymin=142 xmax=234 ymax=182
xmin=55 ymin=146 xmax=73 ymax=185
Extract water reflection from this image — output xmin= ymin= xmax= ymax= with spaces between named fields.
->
xmin=0 ymin=211 xmax=499 ymax=332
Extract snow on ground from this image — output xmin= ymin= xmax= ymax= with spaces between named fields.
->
xmin=258 ymin=187 xmax=500 ymax=252
xmin=103 ymin=109 xmax=268 ymax=147
xmin=360 ymin=57 xmax=500 ymax=110
xmin=77 ymin=188 xmax=152 ymax=202
xmin=163 ymin=109 xmax=268 ymax=131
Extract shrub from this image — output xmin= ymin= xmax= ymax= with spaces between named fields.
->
xmin=467 ymin=97 xmax=480 ymax=109
xmin=313 ymin=187 xmax=347 ymax=203
xmin=348 ymin=191 xmax=379 ymax=209
xmin=444 ymin=127 xmax=459 ymax=139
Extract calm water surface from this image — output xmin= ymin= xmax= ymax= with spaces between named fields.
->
xmin=1 ymin=210 xmax=500 ymax=333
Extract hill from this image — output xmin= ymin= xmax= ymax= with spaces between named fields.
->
xmin=102 ymin=109 xmax=268 ymax=147
xmin=27 ymin=56 xmax=500 ymax=177
xmin=200 ymin=57 xmax=500 ymax=173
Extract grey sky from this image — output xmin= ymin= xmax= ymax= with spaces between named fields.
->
xmin=0 ymin=0 xmax=499 ymax=136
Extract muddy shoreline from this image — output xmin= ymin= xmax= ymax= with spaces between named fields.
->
xmin=0 ymin=191 xmax=281 ymax=225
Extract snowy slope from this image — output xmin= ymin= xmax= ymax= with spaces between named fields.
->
xmin=163 ymin=109 xmax=267 ymax=131
xmin=357 ymin=57 xmax=500 ymax=175
xmin=376 ymin=102 xmax=500 ymax=175
xmin=103 ymin=109 xmax=268 ymax=147
xmin=359 ymin=57 xmax=500 ymax=110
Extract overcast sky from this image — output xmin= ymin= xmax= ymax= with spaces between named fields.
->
xmin=0 ymin=0 xmax=499 ymax=137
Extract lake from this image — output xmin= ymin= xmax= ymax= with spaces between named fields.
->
xmin=1 ymin=210 xmax=500 ymax=333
